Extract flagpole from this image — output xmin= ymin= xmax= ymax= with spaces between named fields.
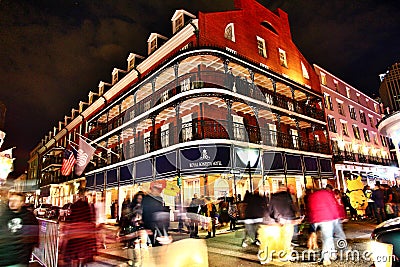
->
xmin=68 ymin=140 xmax=108 ymax=162
xmin=75 ymin=133 xmax=120 ymax=158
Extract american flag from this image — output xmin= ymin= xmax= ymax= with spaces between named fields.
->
xmin=61 ymin=149 xmax=76 ymax=176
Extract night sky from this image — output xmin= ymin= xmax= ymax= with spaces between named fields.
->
xmin=1 ymin=0 xmax=399 ymax=177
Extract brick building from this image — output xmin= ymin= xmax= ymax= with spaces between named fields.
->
xmin=30 ymin=0 xmax=332 ymax=217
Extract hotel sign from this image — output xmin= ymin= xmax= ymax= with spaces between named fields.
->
xmin=180 ymin=145 xmax=231 ymax=173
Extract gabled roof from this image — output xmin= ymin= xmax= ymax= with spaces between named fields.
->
xmin=171 ymin=9 xmax=196 ymax=21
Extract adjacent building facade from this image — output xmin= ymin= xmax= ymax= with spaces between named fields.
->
xmin=314 ymin=65 xmax=399 ymax=190
xmin=379 ymin=62 xmax=400 ymax=113
xmin=29 ymin=0 xmax=333 ymax=218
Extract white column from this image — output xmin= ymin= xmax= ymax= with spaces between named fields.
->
xmin=393 ymin=138 xmax=400 ymax=168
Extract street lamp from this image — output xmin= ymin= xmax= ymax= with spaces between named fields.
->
xmin=245 ymin=149 xmax=260 ymax=193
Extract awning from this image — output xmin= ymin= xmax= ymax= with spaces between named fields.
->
xmin=106 ymin=168 xmax=118 ymax=189
xmin=95 ymin=172 xmax=105 ymax=191
xmin=135 ymin=159 xmax=153 ymax=183
xmin=155 ymin=151 xmax=177 ymax=178
xmin=304 ymin=156 xmax=318 ymax=175
xmin=319 ymin=158 xmax=333 ymax=177
xmin=263 ymin=152 xmax=284 ymax=173
xmin=86 ymin=174 xmax=95 ymax=190
xmin=120 ymin=164 xmax=133 ymax=186
xmin=285 ymin=154 xmax=302 ymax=174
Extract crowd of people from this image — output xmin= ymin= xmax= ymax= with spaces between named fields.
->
xmin=2 ymin=179 xmax=400 ymax=266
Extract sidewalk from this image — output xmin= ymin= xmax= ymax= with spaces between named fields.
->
xmin=87 ymin=221 xmax=237 ymax=266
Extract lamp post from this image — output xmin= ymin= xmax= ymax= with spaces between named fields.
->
xmin=246 ymin=149 xmax=260 ymax=193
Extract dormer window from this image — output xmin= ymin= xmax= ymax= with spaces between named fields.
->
xmin=147 ymin=33 xmax=168 ymax=55
xmin=175 ymin=15 xmax=184 ymax=32
xmin=126 ymin=53 xmax=144 ymax=72
xmin=301 ymin=61 xmax=309 ymax=79
xmin=224 ymin=23 xmax=235 ymax=42
xmin=171 ymin=10 xmax=196 ymax=34
xmin=150 ymin=38 xmax=157 ymax=54
xmin=127 ymin=53 xmax=135 ymax=71
xmin=112 ymin=69 xmax=118 ymax=85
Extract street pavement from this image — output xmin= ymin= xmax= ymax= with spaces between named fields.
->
xmin=29 ymin=219 xmax=378 ymax=266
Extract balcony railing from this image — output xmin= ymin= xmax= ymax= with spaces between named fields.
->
xmin=41 ymin=156 xmax=63 ymax=171
xmin=333 ymin=149 xmax=397 ymax=167
xmin=87 ymin=119 xmax=330 ymax=167
xmin=87 ymin=70 xmax=325 ymax=141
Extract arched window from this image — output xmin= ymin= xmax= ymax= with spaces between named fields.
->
xmin=224 ymin=23 xmax=235 ymax=42
xmin=214 ymin=178 xmax=229 ymax=198
xmin=261 ymin=21 xmax=278 ymax=35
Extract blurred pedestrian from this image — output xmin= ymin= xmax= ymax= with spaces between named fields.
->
xmin=0 ymin=191 xmax=39 ymax=267
xmin=187 ymin=194 xmax=202 ymax=238
xmin=203 ymin=197 xmax=217 ymax=238
xmin=228 ymin=200 xmax=238 ymax=231
xmin=307 ymin=187 xmax=346 ymax=266
xmin=371 ymin=182 xmax=385 ymax=224
xmin=142 ymin=180 xmax=171 ymax=246
xmin=64 ymin=188 xmax=97 ymax=266
xmin=241 ymin=190 xmax=267 ymax=247
xmin=119 ymin=197 xmax=133 ymax=248
xmin=94 ymin=194 xmax=107 ymax=249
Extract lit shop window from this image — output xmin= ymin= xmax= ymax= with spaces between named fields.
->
xmin=256 ymin=36 xmax=267 ymax=57
xmin=224 ymin=23 xmax=235 ymax=42
xmin=278 ymin=48 xmax=288 ymax=68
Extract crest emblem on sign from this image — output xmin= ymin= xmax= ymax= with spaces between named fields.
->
xmin=199 ymin=149 xmax=210 ymax=160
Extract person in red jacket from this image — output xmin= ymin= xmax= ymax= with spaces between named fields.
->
xmin=307 ymin=187 xmax=347 ymax=266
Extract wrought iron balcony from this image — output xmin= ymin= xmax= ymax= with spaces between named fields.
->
xmin=333 ymin=149 xmax=397 ymax=167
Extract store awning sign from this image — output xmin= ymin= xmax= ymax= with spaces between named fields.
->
xmin=180 ymin=145 xmax=231 ymax=173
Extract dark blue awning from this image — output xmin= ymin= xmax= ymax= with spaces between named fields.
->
xmin=304 ymin=156 xmax=318 ymax=175
xmin=156 ymin=151 xmax=177 ymax=178
xmin=95 ymin=172 xmax=105 ymax=191
xmin=263 ymin=152 xmax=284 ymax=173
xmin=285 ymin=154 xmax=303 ymax=174
xmin=120 ymin=164 xmax=133 ymax=186
xmin=135 ymin=159 xmax=153 ymax=183
xmin=319 ymin=158 xmax=333 ymax=176
xmin=106 ymin=168 xmax=118 ymax=189
xmin=86 ymin=174 xmax=95 ymax=190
